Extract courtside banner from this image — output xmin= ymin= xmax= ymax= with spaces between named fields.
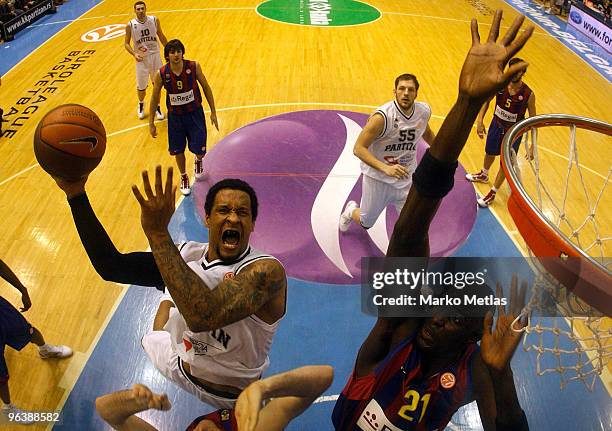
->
xmin=1 ymin=0 xmax=54 ymax=40
xmin=568 ymin=4 xmax=612 ymax=53
xmin=360 ymin=257 xmax=610 ymax=318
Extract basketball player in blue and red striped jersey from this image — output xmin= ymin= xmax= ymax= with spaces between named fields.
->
xmin=466 ymin=57 xmax=537 ymax=207
xmin=95 ymin=365 xmax=333 ymax=431
xmin=149 ymin=39 xmax=219 ymax=196
xmin=333 ymin=11 xmax=533 ymax=431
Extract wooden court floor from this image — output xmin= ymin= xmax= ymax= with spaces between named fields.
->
xmin=0 ymin=0 xmax=610 ymax=428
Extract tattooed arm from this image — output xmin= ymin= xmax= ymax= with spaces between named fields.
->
xmin=148 ymin=232 xmax=286 ymax=332
xmin=132 ymin=166 xmax=286 ymax=332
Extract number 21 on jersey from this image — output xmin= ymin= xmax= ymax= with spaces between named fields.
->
xmin=397 ymin=389 xmax=430 ymax=423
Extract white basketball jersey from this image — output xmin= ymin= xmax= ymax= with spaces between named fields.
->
xmin=361 ymin=100 xmax=431 ymax=188
xmin=164 ymin=242 xmax=285 ymax=389
xmin=130 ymin=16 xmax=160 ymax=55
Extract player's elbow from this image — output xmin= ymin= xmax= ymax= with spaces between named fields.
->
xmin=353 ymin=145 xmax=364 ymax=158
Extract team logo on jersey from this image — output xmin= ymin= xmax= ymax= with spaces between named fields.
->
xmin=193 ymin=111 xmax=476 ymax=285
xmin=223 ymin=272 xmax=235 ymax=280
xmin=440 ymin=372 xmax=456 ymax=389
xmin=257 ymin=0 xmax=381 ymax=27
xmin=518 ymin=95 xmax=523 ymax=101
xmin=81 ymin=24 xmax=126 ymax=42
xmin=187 ymin=69 xmax=191 ymax=74
xmin=220 ymin=410 xmax=231 ymax=421
xmin=183 ymin=338 xmax=193 ymax=352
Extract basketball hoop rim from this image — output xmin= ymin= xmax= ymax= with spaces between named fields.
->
xmin=500 ymin=114 xmax=612 ymax=314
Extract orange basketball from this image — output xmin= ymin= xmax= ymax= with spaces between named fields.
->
xmin=33 ymin=104 xmax=107 ymax=181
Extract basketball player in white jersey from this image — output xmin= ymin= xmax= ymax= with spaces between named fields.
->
xmin=124 ymin=1 xmax=167 ymax=120
xmin=53 ymin=171 xmax=287 ymax=409
xmin=339 ymin=74 xmax=436 ymax=232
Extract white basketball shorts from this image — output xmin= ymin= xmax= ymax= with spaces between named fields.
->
xmin=136 ymin=53 xmax=163 ymax=91
xmin=359 ymin=174 xmax=411 ymax=228
xmin=141 ymin=330 xmax=237 ymax=409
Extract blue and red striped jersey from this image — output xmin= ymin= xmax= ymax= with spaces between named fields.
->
xmin=332 ymin=335 xmax=478 ymax=431
xmin=492 ymin=83 xmax=532 ymax=130
xmin=160 ymin=59 xmax=203 ymax=115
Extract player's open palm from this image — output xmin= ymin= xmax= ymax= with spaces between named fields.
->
xmin=132 ymin=165 xmax=177 ymax=237
xmin=459 ymin=11 xmax=534 ymax=103
xmin=480 ymin=275 xmax=527 ymax=372
xmin=235 ymin=380 xmax=264 ymax=431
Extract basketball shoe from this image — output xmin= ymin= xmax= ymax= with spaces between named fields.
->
xmin=477 ymin=189 xmax=496 ymax=207
xmin=465 ymin=169 xmax=489 ymax=183
xmin=155 ymin=107 xmax=165 ymax=121
xmin=39 ymin=344 xmax=73 ymax=359
xmin=180 ymin=173 xmax=191 ymax=196
xmin=137 ymin=103 xmax=145 ymax=120
xmin=339 ymin=201 xmax=357 ymax=232
xmin=194 ymin=158 xmax=204 ymax=180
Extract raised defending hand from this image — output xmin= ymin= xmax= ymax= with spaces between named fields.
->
xmin=235 ymin=380 xmax=265 ymax=431
xmin=459 ymin=11 xmax=534 ymax=103
xmin=480 ymin=275 xmax=527 ymax=372
xmin=132 ymin=166 xmax=176 ymax=238
xmin=131 ymin=384 xmax=171 ymax=411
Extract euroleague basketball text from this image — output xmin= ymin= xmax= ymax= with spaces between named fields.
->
xmin=0 ymin=50 xmax=96 ymax=140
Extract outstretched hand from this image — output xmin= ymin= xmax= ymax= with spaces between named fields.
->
xmin=480 ymin=275 xmax=528 ymax=372
xmin=132 ymin=166 xmax=176 ymax=238
xmin=459 ymin=11 xmax=534 ymax=103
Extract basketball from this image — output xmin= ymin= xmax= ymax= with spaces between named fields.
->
xmin=33 ymin=104 xmax=107 ymax=181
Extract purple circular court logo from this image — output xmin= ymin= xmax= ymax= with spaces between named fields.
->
xmin=194 ymin=110 xmax=476 ymax=285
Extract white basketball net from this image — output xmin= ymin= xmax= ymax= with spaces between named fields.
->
xmin=509 ymin=118 xmax=611 ymax=391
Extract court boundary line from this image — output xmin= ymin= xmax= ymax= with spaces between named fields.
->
xmin=1 ymin=102 xmax=606 ymax=188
